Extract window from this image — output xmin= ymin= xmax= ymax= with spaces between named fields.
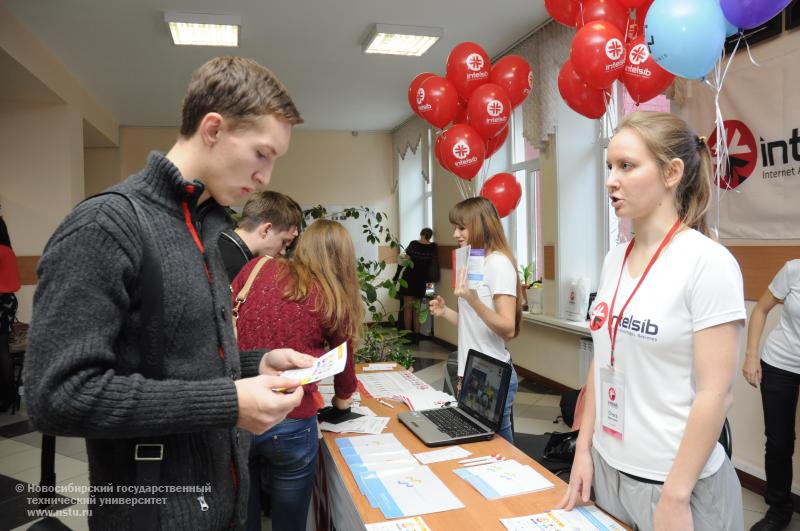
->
xmin=479 ymin=106 xmax=542 ymax=279
xmin=398 ymin=138 xmax=424 ymax=246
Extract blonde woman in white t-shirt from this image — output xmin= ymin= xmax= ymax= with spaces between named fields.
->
xmin=429 ymin=196 xmax=522 ymax=443
xmin=742 ymin=259 xmax=800 ymax=531
xmin=557 ymin=111 xmax=746 ymax=531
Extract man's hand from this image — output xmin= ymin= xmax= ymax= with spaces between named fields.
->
xmin=654 ymin=492 xmax=693 ymax=531
xmin=235 ymin=374 xmax=304 ymax=435
xmin=259 ymin=348 xmax=315 ymax=376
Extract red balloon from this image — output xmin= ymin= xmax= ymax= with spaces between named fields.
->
xmin=467 ymin=83 xmax=511 ymax=141
xmin=485 ymin=125 xmax=510 ymax=159
xmin=579 ymin=0 xmax=631 ymax=35
xmin=446 ymin=42 xmax=491 ymax=102
xmin=626 ymin=0 xmax=653 ymax=40
xmin=570 ymin=21 xmax=626 ymax=89
xmin=416 ymin=75 xmax=458 ymax=129
xmin=490 ymin=55 xmax=533 ymax=109
xmin=407 ymin=72 xmax=435 ymax=117
xmin=545 ymin=0 xmax=580 ymax=27
xmin=440 ymin=124 xmax=486 ymax=181
xmin=451 ymin=101 xmax=468 ymax=125
xmin=434 ymin=132 xmax=452 ymax=171
xmin=480 ymin=173 xmax=522 ymax=218
xmin=622 ymin=35 xmax=675 ymax=103
xmin=618 ymin=0 xmax=651 ymax=7
xmin=558 ymin=59 xmax=609 ymax=119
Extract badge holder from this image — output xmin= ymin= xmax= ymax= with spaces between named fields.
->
xmin=599 ymin=366 xmax=625 ymax=441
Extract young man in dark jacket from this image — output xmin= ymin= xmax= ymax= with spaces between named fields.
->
xmin=23 ymin=56 xmax=312 ymax=530
xmin=219 ymin=190 xmax=303 ymax=282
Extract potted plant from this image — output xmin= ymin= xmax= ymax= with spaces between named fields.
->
xmin=519 ymin=262 xmax=543 ymax=314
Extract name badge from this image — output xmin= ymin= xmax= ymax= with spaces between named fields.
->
xmin=599 ymin=366 xmax=625 ymax=440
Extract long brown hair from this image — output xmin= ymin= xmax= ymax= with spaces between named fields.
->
xmin=279 ymin=220 xmax=362 ymax=343
xmin=449 ymin=197 xmax=523 ymax=338
xmin=615 ymin=111 xmax=712 ymax=236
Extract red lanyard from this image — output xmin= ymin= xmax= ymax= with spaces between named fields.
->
xmin=607 ymin=218 xmax=683 ymax=367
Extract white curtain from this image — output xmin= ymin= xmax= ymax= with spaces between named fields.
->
xmin=391 ymin=116 xmax=429 ymax=193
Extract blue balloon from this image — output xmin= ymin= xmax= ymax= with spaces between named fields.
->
xmin=644 ymin=0 xmax=728 ymax=80
xmin=720 ymin=0 xmax=791 ymax=30
xmin=718 ymin=0 xmax=740 ymax=37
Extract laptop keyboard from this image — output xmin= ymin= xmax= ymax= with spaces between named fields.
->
xmin=422 ymin=408 xmax=485 ymax=438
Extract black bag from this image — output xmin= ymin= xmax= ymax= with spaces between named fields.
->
xmin=543 ymin=430 xmax=579 ymax=463
xmin=559 ymin=388 xmax=581 ymax=428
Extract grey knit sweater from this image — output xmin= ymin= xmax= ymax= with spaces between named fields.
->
xmin=23 ymin=152 xmax=262 ymax=530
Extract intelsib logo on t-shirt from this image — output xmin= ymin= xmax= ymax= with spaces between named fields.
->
xmin=612 ymin=314 xmax=659 ymax=341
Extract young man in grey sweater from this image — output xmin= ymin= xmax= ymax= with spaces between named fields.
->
xmin=23 ymin=56 xmax=312 ymax=530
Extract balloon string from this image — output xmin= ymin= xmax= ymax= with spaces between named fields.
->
xmin=740 ymin=33 xmax=761 ymax=67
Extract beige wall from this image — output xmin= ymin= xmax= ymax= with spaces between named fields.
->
xmin=120 ymin=127 xmax=179 ymax=179
xmin=84 ymin=147 xmax=121 ymax=196
xmin=0 ymin=103 xmax=85 ymax=322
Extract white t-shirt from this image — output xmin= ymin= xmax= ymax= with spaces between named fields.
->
xmin=762 ymin=259 xmax=800 ymax=374
xmin=589 ymin=229 xmax=746 ymax=481
xmin=457 ymin=251 xmax=518 ymax=376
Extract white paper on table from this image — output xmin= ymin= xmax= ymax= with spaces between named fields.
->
xmin=352 ymin=405 xmax=376 ymax=417
xmin=357 ymin=371 xmax=431 ymax=399
xmin=413 ymin=446 xmax=471 ymax=465
xmin=363 ymin=362 xmax=398 ymax=372
xmin=370 ymin=465 xmax=464 ymax=517
xmin=281 ymin=342 xmax=347 ymax=385
xmin=400 ymin=389 xmax=456 ymax=411
xmin=456 ymin=459 xmax=554 ymax=499
xmin=322 ymin=416 xmax=390 ymax=435
xmin=365 ymin=516 xmax=431 ymax=531
xmin=500 ymin=506 xmax=626 ymax=530
xmin=337 ymin=433 xmax=401 ymax=448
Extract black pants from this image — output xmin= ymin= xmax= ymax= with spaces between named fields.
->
xmin=760 ymin=360 xmax=800 ymax=522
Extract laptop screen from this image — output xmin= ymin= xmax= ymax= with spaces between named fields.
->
xmin=458 ymin=349 xmax=512 ymax=430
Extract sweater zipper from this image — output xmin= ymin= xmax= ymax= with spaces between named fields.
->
xmin=181 ymin=186 xmax=240 ymax=522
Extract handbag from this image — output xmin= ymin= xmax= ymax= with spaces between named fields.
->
xmin=9 ymin=318 xmax=28 ymax=354
xmin=543 ymin=430 xmax=579 ymax=463
xmin=232 ymin=255 xmax=272 ymax=339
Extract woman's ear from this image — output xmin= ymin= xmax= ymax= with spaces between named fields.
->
xmin=664 ymin=157 xmax=685 ymax=190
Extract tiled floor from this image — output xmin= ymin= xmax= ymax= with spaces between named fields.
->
xmin=1 ymin=339 xmax=798 ymax=530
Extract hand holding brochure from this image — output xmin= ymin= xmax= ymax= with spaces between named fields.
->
xmin=452 ymin=245 xmax=484 ymax=289
xmin=280 ymin=342 xmax=347 ymax=385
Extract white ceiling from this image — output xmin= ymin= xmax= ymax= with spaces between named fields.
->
xmin=4 ymin=0 xmax=549 ymax=131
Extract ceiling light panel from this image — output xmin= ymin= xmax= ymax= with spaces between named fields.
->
xmin=363 ymin=24 xmax=442 ymax=56
xmin=164 ymin=11 xmax=241 ymax=47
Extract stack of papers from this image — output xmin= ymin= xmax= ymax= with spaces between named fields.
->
xmin=500 ymin=506 xmax=626 ymax=530
xmin=357 ymin=370 xmax=432 ymax=399
xmin=337 ymin=435 xmax=464 ymax=519
xmin=398 ymin=388 xmax=456 ymax=411
xmin=320 ymin=415 xmax=389 ymax=435
xmin=454 ymin=459 xmax=554 ymax=500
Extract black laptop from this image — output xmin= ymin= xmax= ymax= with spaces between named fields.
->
xmin=398 ymin=349 xmax=512 ymax=447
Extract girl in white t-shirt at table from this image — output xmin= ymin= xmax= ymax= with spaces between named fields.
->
xmin=429 ymin=196 xmax=522 ymax=443
xmin=742 ymin=259 xmax=800 ymax=531
xmin=558 ymin=111 xmax=746 ymax=530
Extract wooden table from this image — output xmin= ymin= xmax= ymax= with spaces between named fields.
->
xmin=314 ymin=365 xmax=630 ymax=531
